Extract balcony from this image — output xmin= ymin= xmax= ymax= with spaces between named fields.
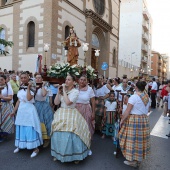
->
xmin=142 ymin=44 xmax=148 ymax=53
xmin=142 ymin=21 xmax=149 ymax=32
xmin=142 ymin=33 xmax=149 ymax=43
xmin=141 ymin=56 xmax=148 ymax=63
xmin=143 ymin=10 xmax=149 ymax=20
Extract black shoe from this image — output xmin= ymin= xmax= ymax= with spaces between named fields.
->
xmin=161 ymin=105 xmax=163 ymax=108
xmin=166 ymin=134 xmax=170 ymax=137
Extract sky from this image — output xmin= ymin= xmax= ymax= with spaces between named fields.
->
xmin=147 ymin=0 xmax=170 ymax=55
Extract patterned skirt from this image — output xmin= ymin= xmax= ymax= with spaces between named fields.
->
xmin=76 ymin=103 xmax=95 ymax=138
xmin=0 ymin=102 xmax=14 ymax=134
xmin=51 ymin=107 xmax=91 ymax=162
xmin=34 ymin=101 xmax=54 ymax=139
xmin=51 ymin=132 xmax=89 ymax=162
xmin=119 ymin=114 xmax=150 ymax=162
xmin=15 ymin=125 xmax=42 ymax=149
xmin=102 ymin=111 xmax=115 ymax=137
xmin=95 ymin=98 xmax=105 ymax=131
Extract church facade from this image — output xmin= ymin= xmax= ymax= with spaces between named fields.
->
xmin=0 ymin=0 xmax=120 ymax=78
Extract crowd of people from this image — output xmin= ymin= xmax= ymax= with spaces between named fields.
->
xmin=0 ymin=68 xmax=170 ymax=168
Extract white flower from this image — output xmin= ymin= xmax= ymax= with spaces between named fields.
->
xmin=71 ymin=64 xmax=77 ymax=68
xmin=60 ymin=63 xmax=65 ymax=67
xmin=56 ymin=66 xmax=60 ymax=69
xmin=75 ymin=72 xmax=79 ymax=75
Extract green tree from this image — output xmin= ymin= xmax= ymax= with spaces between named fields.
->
xmin=0 ymin=27 xmax=13 ymax=56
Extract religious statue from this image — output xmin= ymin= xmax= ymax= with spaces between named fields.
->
xmin=64 ymin=27 xmax=81 ymax=65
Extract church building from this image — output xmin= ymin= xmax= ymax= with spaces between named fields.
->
xmin=0 ymin=0 xmax=120 ymax=77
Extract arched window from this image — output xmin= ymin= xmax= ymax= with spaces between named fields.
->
xmin=113 ymin=48 xmax=116 ymax=65
xmin=93 ymin=0 xmax=105 ymax=15
xmin=92 ymin=34 xmax=99 ymax=48
xmin=65 ymin=25 xmax=70 ymax=39
xmin=28 ymin=21 xmax=35 ymax=47
xmin=0 ymin=28 xmax=5 ymax=52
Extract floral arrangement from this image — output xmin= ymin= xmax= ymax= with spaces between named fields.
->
xmin=47 ymin=62 xmax=97 ymax=80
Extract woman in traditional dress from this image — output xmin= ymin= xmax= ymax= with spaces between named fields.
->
xmin=112 ymin=77 xmax=122 ymax=101
xmin=93 ymin=75 xmax=110 ymax=131
xmin=0 ymin=75 xmax=14 ymax=141
xmin=34 ymin=73 xmax=53 ymax=148
xmin=51 ymin=74 xmax=91 ymax=163
xmin=119 ymin=81 xmax=150 ymax=167
xmin=11 ymin=72 xmax=43 ymax=158
xmin=76 ymin=75 xmax=95 ymax=139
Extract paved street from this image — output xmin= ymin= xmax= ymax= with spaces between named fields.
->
xmin=0 ymin=108 xmax=170 ymax=170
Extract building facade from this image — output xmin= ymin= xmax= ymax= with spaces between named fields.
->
xmin=118 ymin=0 xmax=152 ymax=78
xmin=151 ymin=51 xmax=168 ymax=81
xmin=0 ymin=0 xmax=120 ymax=78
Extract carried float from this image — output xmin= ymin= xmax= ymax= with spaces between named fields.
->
xmin=41 ymin=27 xmax=99 ymax=84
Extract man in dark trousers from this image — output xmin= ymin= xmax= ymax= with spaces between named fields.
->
xmin=151 ymin=78 xmax=158 ymax=108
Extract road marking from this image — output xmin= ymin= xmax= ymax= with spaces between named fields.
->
xmin=150 ymin=115 xmax=170 ymax=139
xmin=147 ymin=111 xmax=153 ymax=116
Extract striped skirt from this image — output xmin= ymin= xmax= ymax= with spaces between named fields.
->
xmin=102 ymin=111 xmax=115 ymax=137
xmin=119 ymin=114 xmax=150 ymax=162
xmin=0 ymin=102 xmax=14 ymax=134
xmin=34 ymin=101 xmax=53 ymax=139
xmin=95 ymin=98 xmax=104 ymax=131
xmin=76 ymin=103 xmax=95 ymax=138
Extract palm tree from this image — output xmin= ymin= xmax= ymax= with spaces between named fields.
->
xmin=0 ymin=27 xmax=13 ymax=55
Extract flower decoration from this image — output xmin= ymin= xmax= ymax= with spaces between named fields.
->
xmin=47 ymin=62 xmax=97 ymax=80
xmin=47 ymin=62 xmax=80 ymax=78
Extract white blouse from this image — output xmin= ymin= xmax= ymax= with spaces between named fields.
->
xmin=128 ymin=94 xmax=150 ymax=115
xmin=35 ymin=87 xmax=48 ymax=101
xmin=94 ymin=85 xmax=110 ymax=97
xmin=1 ymin=85 xmax=13 ymax=97
xmin=76 ymin=86 xmax=95 ymax=104
xmin=105 ymin=100 xmax=117 ymax=111
xmin=1 ymin=85 xmax=13 ymax=103
xmin=60 ymin=88 xmax=79 ymax=108
xmin=17 ymin=89 xmax=35 ymax=104
xmin=112 ymin=85 xmax=122 ymax=101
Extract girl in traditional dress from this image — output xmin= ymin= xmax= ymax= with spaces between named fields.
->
xmin=112 ymin=77 xmax=122 ymax=101
xmin=119 ymin=81 xmax=150 ymax=167
xmin=102 ymin=91 xmax=117 ymax=139
xmin=93 ymin=75 xmax=110 ymax=131
xmin=76 ymin=75 xmax=95 ymax=155
xmin=11 ymin=72 xmax=43 ymax=158
xmin=34 ymin=73 xmax=53 ymax=148
xmin=0 ymin=75 xmax=14 ymax=141
xmin=51 ymin=74 xmax=91 ymax=163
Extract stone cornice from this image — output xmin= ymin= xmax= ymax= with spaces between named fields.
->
xmin=85 ymin=9 xmax=113 ymax=32
xmin=0 ymin=0 xmax=23 ymax=9
xmin=63 ymin=0 xmax=85 ymax=15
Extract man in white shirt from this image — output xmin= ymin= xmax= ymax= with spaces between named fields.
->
xmin=151 ymin=78 xmax=158 ymax=108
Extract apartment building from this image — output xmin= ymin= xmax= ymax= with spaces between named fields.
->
xmin=118 ymin=0 xmax=152 ymax=78
xmin=151 ymin=51 xmax=168 ymax=81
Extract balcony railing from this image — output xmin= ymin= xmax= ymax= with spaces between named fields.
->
xmin=142 ymin=44 xmax=148 ymax=53
xmin=142 ymin=21 xmax=149 ymax=32
xmin=142 ymin=33 xmax=149 ymax=42
xmin=141 ymin=56 xmax=148 ymax=63
xmin=143 ymin=10 xmax=149 ymax=20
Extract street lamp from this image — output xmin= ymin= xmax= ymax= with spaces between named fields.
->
xmin=131 ymin=52 xmax=135 ymax=67
xmin=82 ymin=43 xmax=89 ymax=66
xmin=95 ymin=49 xmax=100 ymax=57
